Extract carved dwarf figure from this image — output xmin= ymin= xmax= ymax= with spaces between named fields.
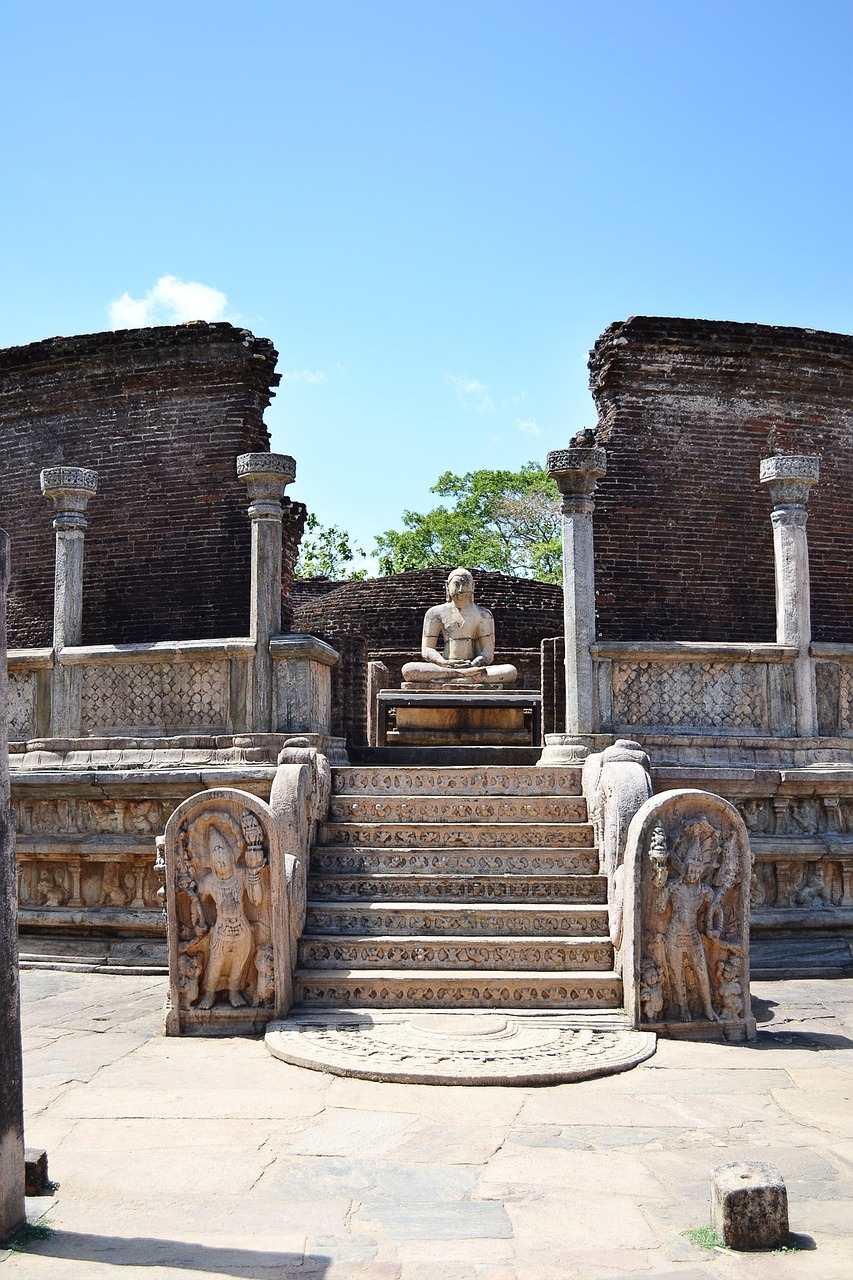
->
xmin=401 ymin=568 xmax=517 ymax=686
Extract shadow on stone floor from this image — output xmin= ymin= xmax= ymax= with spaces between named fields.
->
xmin=9 ymin=1231 xmax=331 ymax=1277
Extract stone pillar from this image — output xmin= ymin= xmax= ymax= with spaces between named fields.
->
xmin=0 ymin=530 xmax=25 ymax=1240
xmin=40 ymin=466 xmax=98 ymax=738
xmin=539 ymin=446 xmax=606 ymax=764
xmin=237 ymin=453 xmax=297 ymax=732
xmin=759 ymin=456 xmax=819 ymax=737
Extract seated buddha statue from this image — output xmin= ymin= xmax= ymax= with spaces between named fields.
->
xmin=401 ymin=568 xmax=518 ymax=688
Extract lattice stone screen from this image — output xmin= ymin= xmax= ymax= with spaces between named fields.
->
xmin=610 ymin=660 xmax=769 ymax=734
xmin=840 ymin=665 xmax=853 ymax=736
xmin=80 ymin=658 xmax=230 ymax=735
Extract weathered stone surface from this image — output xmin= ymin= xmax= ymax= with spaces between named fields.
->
xmin=24 ymin=1147 xmax=49 ymax=1196
xmin=711 ymin=1159 xmax=789 ymax=1250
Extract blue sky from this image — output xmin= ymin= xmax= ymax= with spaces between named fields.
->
xmin=2 ymin=1 xmax=851 ymax=571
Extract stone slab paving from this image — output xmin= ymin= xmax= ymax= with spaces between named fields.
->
xmin=1 ymin=972 xmax=851 ymax=1279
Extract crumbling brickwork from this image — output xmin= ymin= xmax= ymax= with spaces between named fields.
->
xmin=0 ymin=323 xmax=305 ymax=646
xmin=590 ymin=318 xmax=853 ymax=643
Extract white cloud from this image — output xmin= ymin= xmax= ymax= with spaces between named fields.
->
xmin=281 ymin=369 xmax=327 ymax=384
xmin=517 ymin=418 xmax=541 ymax=436
xmin=444 ymin=372 xmax=493 ymax=412
xmin=108 ymin=274 xmax=229 ymax=328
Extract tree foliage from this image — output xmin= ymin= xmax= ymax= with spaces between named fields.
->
xmin=294 ymin=513 xmax=367 ymax=580
xmin=374 ymin=463 xmax=562 ymax=582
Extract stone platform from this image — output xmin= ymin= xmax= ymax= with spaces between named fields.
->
xmin=376 ymin=689 xmax=542 ymax=747
xmin=265 ymin=1008 xmax=656 ymax=1085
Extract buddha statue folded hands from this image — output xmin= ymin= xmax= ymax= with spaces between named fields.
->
xmin=401 ymin=568 xmax=518 ymax=688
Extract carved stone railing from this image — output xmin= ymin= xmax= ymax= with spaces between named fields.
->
xmin=813 ymin=644 xmax=853 ymax=738
xmin=7 ymin=634 xmax=340 ymax=744
xmin=584 ymin=744 xmax=755 ymax=1040
xmin=592 ymin=641 xmax=800 ymax=738
xmin=162 ymin=739 xmax=330 ymax=1035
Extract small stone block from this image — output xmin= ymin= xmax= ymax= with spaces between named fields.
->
xmin=711 ymin=1160 xmax=788 ymax=1250
xmin=24 ymin=1148 xmax=49 ymax=1196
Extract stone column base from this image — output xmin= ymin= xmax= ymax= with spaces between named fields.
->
xmin=536 ymin=734 xmax=594 ymax=766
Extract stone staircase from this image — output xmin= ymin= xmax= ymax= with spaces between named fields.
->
xmin=293 ymin=765 xmax=624 ymax=1012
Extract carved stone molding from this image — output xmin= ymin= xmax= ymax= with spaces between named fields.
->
xmin=623 ymin=790 xmax=755 ymax=1040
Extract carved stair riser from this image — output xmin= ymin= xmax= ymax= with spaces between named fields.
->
xmin=332 ymin=767 xmax=583 ymax=796
xmin=294 ymin=970 xmax=623 ymax=1009
xmin=328 ymin=795 xmax=588 ymax=823
xmin=304 ymin=904 xmax=610 ymax=937
xmin=307 ymin=873 xmax=607 ymax=904
xmin=310 ymin=847 xmax=600 ymax=875
xmin=318 ymin=822 xmax=595 ymax=849
xmin=297 ymin=935 xmax=614 ymax=971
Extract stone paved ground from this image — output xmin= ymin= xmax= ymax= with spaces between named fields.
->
xmin=1 ymin=972 xmax=851 ymax=1279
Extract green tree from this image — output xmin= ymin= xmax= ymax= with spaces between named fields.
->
xmin=374 ymin=463 xmax=562 ymax=582
xmin=294 ymin=513 xmax=367 ymax=580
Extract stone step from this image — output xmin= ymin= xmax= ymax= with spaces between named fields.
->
xmin=304 ymin=903 xmax=609 ymax=937
xmin=310 ymin=845 xmax=600 ymax=876
xmin=317 ymin=821 xmax=595 ymax=849
xmin=328 ymin=793 xmax=588 ymax=823
xmin=307 ymin=872 xmax=606 ymax=905
xmin=294 ymin=968 xmax=623 ymax=1010
xmin=332 ymin=765 xmax=583 ymax=796
xmin=297 ymin=934 xmax=614 ymax=971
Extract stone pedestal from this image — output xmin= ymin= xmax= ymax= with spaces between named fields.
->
xmin=40 ymin=467 xmax=98 ymax=737
xmin=711 ymin=1161 xmax=789 ymax=1250
xmin=377 ymin=689 xmax=542 ymax=747
xmin=545 ymin=446 xmax=606 ymax=760
xmin=760 ymin=456 xmax=819 ymax=737
xmin=0 ymin=530 xmax=25 ymax=1241
xmin=237 ymin=453 xmax=296 ymax=733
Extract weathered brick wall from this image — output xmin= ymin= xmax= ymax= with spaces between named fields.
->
xmin=0 ymin=323 xmax=305 ymax=646
xmin=590 ymin=318 xmax=853 ymax=643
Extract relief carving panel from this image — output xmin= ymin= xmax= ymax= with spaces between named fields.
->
xmin=624 ymin=790 xmax=755 ymax=1040
xmin=8 ymin=671 xmax=36 ymax=741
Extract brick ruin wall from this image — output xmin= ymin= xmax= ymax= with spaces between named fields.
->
xmin=590 ymin=317 xmax=853 ymax=643
xmin=0 ymin=323 xmax=306 ymax=647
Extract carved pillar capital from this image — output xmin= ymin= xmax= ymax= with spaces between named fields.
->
xmin=40 ymin=466 xmax=98 ymax=533
xmin=759 ymin=455 xmax=819 ymax=511
xmin=237 ymin=453 xmax=296 ymax=519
